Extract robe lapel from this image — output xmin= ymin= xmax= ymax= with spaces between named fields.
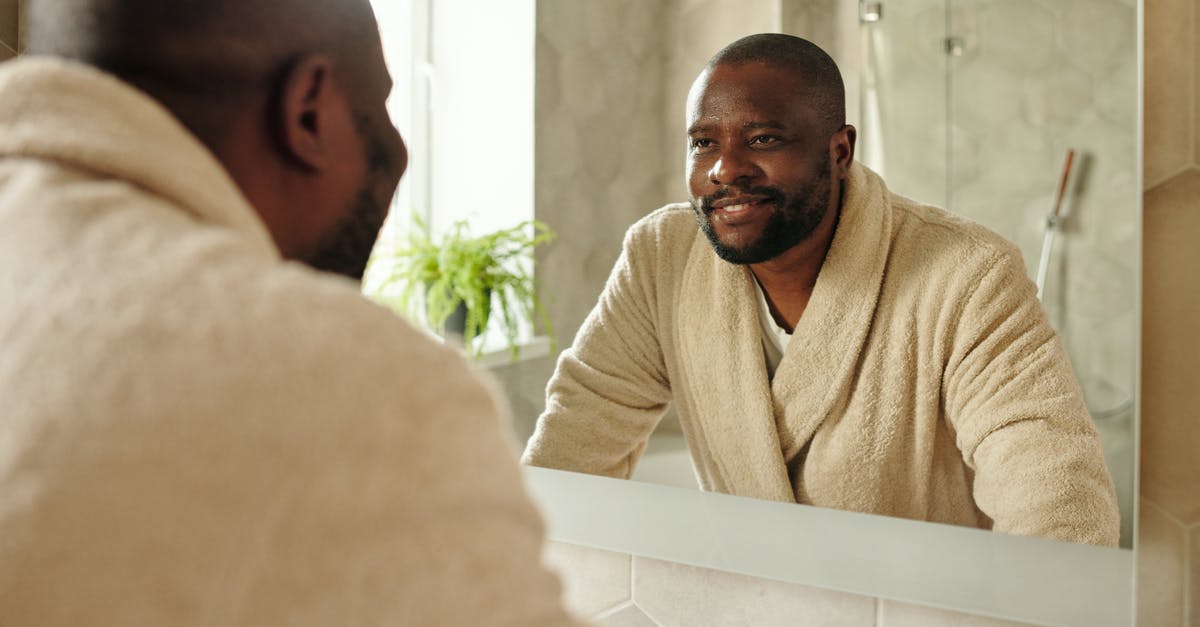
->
xmin=675 ymin=235 xmax=795 ymax=503
xmin=771 ymin=163 xmax=894 ymax=462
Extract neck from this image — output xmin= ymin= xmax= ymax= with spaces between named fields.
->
xmin=749 ymin=195 xmax=841 ymax=333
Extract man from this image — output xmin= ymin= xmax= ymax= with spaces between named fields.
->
xmin=0 ymin=1 xmax=582 ymax=624
xmin=523 ymin=34 xmax=1120 ymax=547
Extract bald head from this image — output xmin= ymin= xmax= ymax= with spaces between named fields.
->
xmin=25 ymin=0 xmax=378 ymax=150
xmin=706 ymin=33 xmax=845 ymax=136
xmin=24 ymin=0 xmax=408 ymax=278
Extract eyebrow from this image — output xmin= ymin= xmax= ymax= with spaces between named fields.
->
xmin=687 ymin=120 xmax=788 ymax=135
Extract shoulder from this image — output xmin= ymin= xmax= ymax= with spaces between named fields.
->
xmin=220 ymin=259 xmax=484 ymax=400
xmin=109 ymin=214 xmax=504 ymax=434
xmin=887 ymin=193 xmax=1027 ymax=284
xmin=880 ymin=195 xmax=1043 ymax=350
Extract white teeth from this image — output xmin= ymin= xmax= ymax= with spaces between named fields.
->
xmin=724 ymin=203 xmax=749 ymax=213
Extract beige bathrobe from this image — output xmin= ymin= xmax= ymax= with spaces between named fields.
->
xmin=524 ymin=161 xmax=1120 ymax=547
xmin=0 ymin=58 xmax=581 ymax=626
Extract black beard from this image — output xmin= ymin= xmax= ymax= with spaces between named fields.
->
xmin=306 ymin=186 xmax=387 ymax=280
xmin=306 ymin=116 xmax=393 ymax=281
xmin=691 ymin=175 xmax=830 ymax=265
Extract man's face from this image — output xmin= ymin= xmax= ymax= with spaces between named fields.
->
xmin=686 ymin=62 xmax=836 ymax=265
xmin=307 ymin=29 xmax=408 ymax=279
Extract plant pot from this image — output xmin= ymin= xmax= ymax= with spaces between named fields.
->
xmin=430 ymin=289 xmax=491 ymax=347
xmin=442 ymin=301 xmax=469 ymax=340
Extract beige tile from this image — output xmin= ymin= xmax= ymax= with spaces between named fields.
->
xmin=632 ymin=556 xmax=875 ymax=627
xmin=1020 ymin=62 xmax=1095 ymax=129
xmin=1136 ymin=498 xmax=1187 ymax=626
xmin=1059 ymin=0 xmax=1137 ymax=79
xmin=780 ymin=0 xmax=838 ymax=57
xmin=1141 ymin=171 xmax=1200 ymax=525
xmin=878 ymin=600 xmax=1036 ymax=626
xmin=1095 ymin=55 xmax=1138 ymax=127
xmin=976 ymin=0 xmax=1057 ymax=75
xmin=542 ymin=541 xmax=632 ymax=618
xmin=594 ymin=602 xmax=660 ymax=627
xmin=951 ymin=52 xmax=1020 ymax=132
xmin=534 ymin=0 xmax=673 ymax=347
xmin=1144 ymin=0 xmax=1194 ymax=187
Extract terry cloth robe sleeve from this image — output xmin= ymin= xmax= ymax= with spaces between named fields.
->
xmin=522 ymin=216 xmax=675 ymax=478
xmin=942 ymin=243 xmax=1121 ymax=546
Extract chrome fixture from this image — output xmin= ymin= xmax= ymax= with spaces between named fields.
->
xmin=860 ymin=0 xmax=883 ymax=23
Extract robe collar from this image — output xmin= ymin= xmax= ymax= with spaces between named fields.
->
xmin=675 ymin=162 xmax=894 ymax=502
xmin=0 ymin=56 xmax=278 ymax=258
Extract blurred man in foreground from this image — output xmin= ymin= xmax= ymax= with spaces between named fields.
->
xmin=0 ymin=1 xmax=581 ymax=624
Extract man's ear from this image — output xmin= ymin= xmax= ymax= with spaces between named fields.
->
xmin=274 ymin=54 xmax=340 ymax=171
xmin=830 ymin=124 xmax=857 ymax=180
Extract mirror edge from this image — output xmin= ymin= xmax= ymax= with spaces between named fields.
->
xmin=525 ymin=466 xmax=1135 ymax=627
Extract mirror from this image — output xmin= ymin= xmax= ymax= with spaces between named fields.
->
xmin=484 ymin=0 xmax=1137 ymax=551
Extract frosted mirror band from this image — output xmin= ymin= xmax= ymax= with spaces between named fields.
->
xmin=524 ymin=467 xmax=1135 ymax=627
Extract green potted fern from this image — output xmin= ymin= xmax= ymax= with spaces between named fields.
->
xmin=368 ymin=214 xmax=555 ymax=359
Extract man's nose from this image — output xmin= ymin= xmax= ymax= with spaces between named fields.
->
xmin=708 ymin=146 xmax=761 ymax=186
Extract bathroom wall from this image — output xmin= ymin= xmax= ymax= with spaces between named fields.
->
xmin=0 ymin=0 xmax=18 ymax=61
xmin=534 ymin=0 xmax=669 ymax=347
xmin=1138 ymin=0 xmax=1200 ymax=624
xmin=493 ymin=0 xmax=675 ymax=441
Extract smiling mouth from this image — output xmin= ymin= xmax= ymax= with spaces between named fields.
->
xmin=719 ymin=201 xmax=763 ymax=213
xmin=709 ymin=197 xmax=773 ymax=223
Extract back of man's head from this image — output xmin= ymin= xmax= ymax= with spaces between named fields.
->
xmin=23 ymin=0 xmax=407 ymax=278
xmin=707 ymin=33 xmax=846 ymax=136
xmin=24 ymin=0 xmax=376 ymax=152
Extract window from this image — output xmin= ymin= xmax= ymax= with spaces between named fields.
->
xmin=364 ymin=0 xmax=538 ymax=356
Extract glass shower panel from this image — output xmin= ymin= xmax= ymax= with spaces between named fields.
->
xmin=857 ymin=0 xmax=1137 ymax=546
xmin=946 ymin=0 xmax=1139 ymax=547
xmin=855 ymin=0 xmax=948 ymax=209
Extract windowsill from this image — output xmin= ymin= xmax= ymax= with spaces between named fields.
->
xmin=473 ymin=335 xmax=553 ymax=369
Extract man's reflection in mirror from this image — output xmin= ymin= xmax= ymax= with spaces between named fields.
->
xmin=522 ymin=34 xmax=1120 ymax=547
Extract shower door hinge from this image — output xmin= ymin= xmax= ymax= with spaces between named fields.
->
xmin=944 ymin=36 xmax=965 ymax=56
xmin=860 ymin=1 xmax=883 ymax=23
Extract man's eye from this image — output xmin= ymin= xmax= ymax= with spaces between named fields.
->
xmin=690 ymin=138 xmax=714 ymax=150
xmin=749 ymin=135 xmax=780 ymax=146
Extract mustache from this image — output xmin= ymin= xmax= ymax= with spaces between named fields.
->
xmin=696 ymin=185 xmax=786 ymax=214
